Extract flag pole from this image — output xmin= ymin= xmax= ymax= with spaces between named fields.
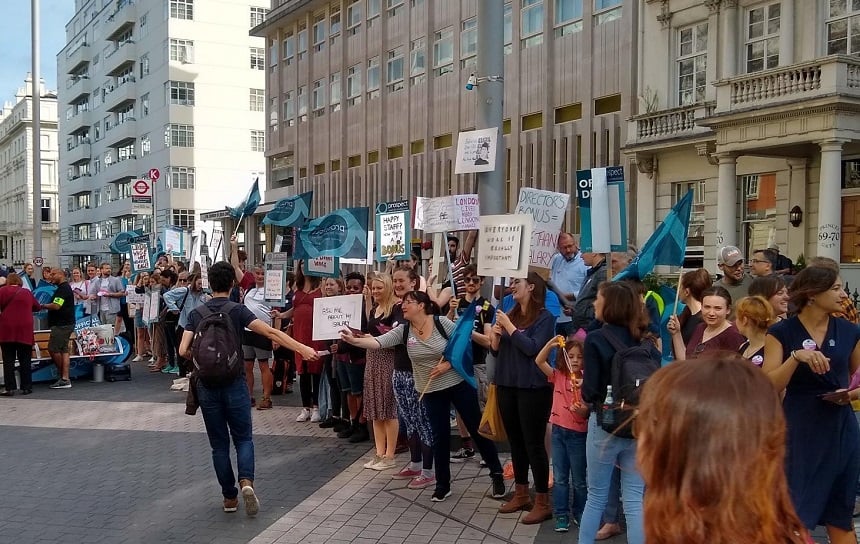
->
xmin=232 ymin=212 xmax=245 ymax=237
xmin=673 ymin=269 xmax=684 ymax=313
xmin=418 ymin=355 xmax=445 ymax=401
xmin=605 ymin=252 xmax=613 ymax=281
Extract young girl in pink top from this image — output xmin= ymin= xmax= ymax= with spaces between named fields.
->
xmin=536 ymin=332 xmax=589 ymax=533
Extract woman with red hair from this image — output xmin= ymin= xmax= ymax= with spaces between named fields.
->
xmin=636 ymin=356 xmax=807 ymax=544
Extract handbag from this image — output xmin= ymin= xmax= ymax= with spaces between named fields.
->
xmin=478 ymin=383 xmax=508 ymax=442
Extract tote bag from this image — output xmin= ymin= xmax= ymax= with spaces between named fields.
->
xmin=478 ymin=383 xmax=507 ymax=442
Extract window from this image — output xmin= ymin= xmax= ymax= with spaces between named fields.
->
xmin=745 ymin=3 xmax=780 ymax=72
xmin=168 ymin=124 xmax=194 ymax=147
xmin=250 ymin=6 xmax=268 ymax=27
xmin=410 ymin=38 xmax=426 ymax=85
xmin=594 ymin=0 xmax=622 ymax=24
xmin=368 ymin=0 xmax=381 ymax=27
xmin=555 ymin=0 xmax=583 ymax=35
xmin=168 ymin=81 xmax=195 ymax=106
xmin=93 ymin=121 xmax=101 ymax=141
xmin=367 ymin=56 xmax=380 ymax=98
xmin=250 ymin=47 xmax=265 ymax=70
xmin=827 ymin=0 xmax=860 ymax=54
xmin=141 ymin=93 xmax=149 ymax=116
xmin=461 ymin=17 xmax=477 ymax=69
xmin=297 ymin=26 xmax=308 ymax=60
xmin=284 ymin=91 xmax=295 ymax=126
xmin=251 ymin=130 xmax=265 ymax=152
xmin=330 ymin=72 xmax=342 ymax=111
xmin=347 ymin=64 xmax=362 ymax=105
xmin=330 ymin=8 xmax=341 ymax=43
xmin=170 ymin=0 xmax=193 ymax=20
xmin=140 ymin=133 xmax=151 ymax=156
xmin=387 ymin=48 xmax=404 ymax=92
xmin=677 ymin=23 xmax=708 ymax=105
xmin=672 ymin=181 xmax=705 ymax=267
xmin=745 ymin=175 xmax=760 ymax=198
xmin=433 ymin=28 xmax=454 ymax=76
xmin=169 ymin=39 xmax=194 ymax=62
xmin=388 ymin=0 xmax=404 ymax=16
xmin=250 ymin=88 xmax=265 ymax=111
xmin=312 ymin=79 xmax=327 ymax=115
xmin=139 ymin=54 xmax=150 ymax=78
xmin=41 ymin=198 xmax=51 ymax=222
xmin=170 ymin=166 xmax=196 ymax=189
xmin=740 ymin=173 xmax=777 ymax=254
xmin=172 ymin=209 xmax=195 ymax=230
xmin=521 ymin=0 xmax=543 ymax=48
xmin=313 ymin=14 xmax=326 ymax=51
xmin=270 ymin=97 xmax=278 ymax=130
xmin=504 ymin=3 xmax=513 ymax=54
xmin=347 ymin=0 xmax=362 ymax=34
xmin=298 ymin=85 xmax=308 ymax=122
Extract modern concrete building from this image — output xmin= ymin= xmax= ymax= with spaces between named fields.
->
xmin=250 ymin=0 xmax=636 ymax=252
xmin=0 ymin=75 xmax=60 ymax=267
xmin=626 ymin=0 xmax=860 ymax=279
xmin=58 ymin=0 xmax=270 ymax=268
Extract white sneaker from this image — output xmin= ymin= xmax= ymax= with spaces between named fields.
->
xmin=363 ymin=454 xmax=383 ymax=469
xmin=172 ymin=377 xmax=189 ymax=385
xmin=296 ymin=408 xmax=311 ymax=422
xmin=132 ymin=355 xmax=143 ymax=362
xmin=310 ymin=408 xmax=320 ymax=422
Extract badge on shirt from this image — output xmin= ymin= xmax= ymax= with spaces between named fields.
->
xmin=406 ymin=336 xmax=418 ymax=348
xmin=802 ymin=339 xmax=817 ymax=350
xmin=751 ymin=355 xmax=764 ymax=366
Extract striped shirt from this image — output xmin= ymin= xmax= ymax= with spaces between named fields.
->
xmin=377 ymin=317 xmax=458 ymax=394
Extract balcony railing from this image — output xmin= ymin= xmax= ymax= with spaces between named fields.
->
xmin=627 ymin=102 xmax=715 ymax=145
xmin=714 ymin=55 xmax=860 ymax=113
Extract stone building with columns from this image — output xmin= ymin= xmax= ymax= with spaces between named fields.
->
xmin=626 ymin=0 xmax=860 ymax=280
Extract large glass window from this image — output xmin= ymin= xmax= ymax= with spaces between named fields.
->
xmin=250 ymin=6 xmax=268 ymax=27
xmin=297 ymin=25 xmax=308 ymax=60
xmin=250 ymin=88 xmax=265 ymax=111
xmin=433 ymin=28 xmax=453 ymax=76
xmin=251 ymin=130 xmax=265 ymax=152
xmin=170 ymin=0 xmax=193 ymax=20
xmin=745 ymin=3 xmax=780 ymax=72
xmin=169 ymin=39 xmax=194 ymax=62
xmin=347 ymin=64 xmax=362 ymax=105
xmin=741 ymin=173 xmax=777 ymax=256
xmin=283 ymin=34 xmax=295 ymax=64
xmin=172 ymin=209 xmax=195 ymax=230
xmin=410 ymin=38 xmax=426 ymax=85
xmin=167 ymin=81 xmax=195 ymax=106
xmin=521 ymin=0 xmax=543 ymax=48
xmin=594 ymin=0 xmax=622 ymax=24
xmin=387 ymin=47 xmax=404 ymax=92
xmin=677 ymin=23 xmax=708 ymax=105
xmin=170 ymin=166 xmax=196 ymax=189
xmin=168 ymin=124 xmax=195 ymax=147
xmin=461 ymin=17 xmax=477 ymax=69
xmin=330 ymin=72 xmax=342 ymax=111
xmin=827 ymin=0 xmax=860 ymax=54
xmin=368 ymin=0 xmax=381 ymax=27
xmin=298 ymin=85 xmax=308 ymax=122
xmin=283 ymin=91 xmax=295 ymax=126
xmin=504 ymin=3 xmax=513 ymax=54
xmin=250 ymin=47 xmax=265 ymax=70
xmin=313 ymin=13 xmax=326 ymax=51
xmin=672 ymin=181 xmax=706 ymax=267
xmin=312 ymin=79 xmax=327 ymax=114
xmin=347 ymin=0 xmax=362 ymax=34
xmin=555 ymin=0 xmax=583 ymax=35
xmin=367 ymin=56 xmax=380 ymax=98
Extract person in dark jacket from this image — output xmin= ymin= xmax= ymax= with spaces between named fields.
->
xmin=490 ymin=271 xmax=556 ymax=524
xmin=571 ymin=254 xmax=607 ymax=329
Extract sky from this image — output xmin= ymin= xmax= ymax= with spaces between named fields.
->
xmin=0 ymin=0 xmax=76 ymax=102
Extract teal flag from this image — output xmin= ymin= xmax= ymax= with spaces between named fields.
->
xmin=294 ymin=207 xmax=370 ymax=259
xmin=262 ymin=191 xmax=313 ymax=227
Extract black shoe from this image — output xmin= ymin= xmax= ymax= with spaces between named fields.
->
xmin=348 ymin=424 xmax=370 ymax=443
xmin=318 ymin=417 xmax=336 ymax=429
xmin=332 ymin=418 xmax=350 ymax=433
xmin=490 ymin=473 xmax=506 ymax=499
xmin=21 ymin=389 xmax=32 ymax=395
xmin=431 ymin=488 xmax=452 ymax=502
xmin=0 ymin=390 xmax=13 ymax=397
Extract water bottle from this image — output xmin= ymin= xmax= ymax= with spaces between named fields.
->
xmin=602 ymin=385 xmax=616 ymax=427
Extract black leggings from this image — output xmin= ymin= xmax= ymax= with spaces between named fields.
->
xmin=299 ymin=373 xmax=321 ymax=408
xmin=1 ymin=342 xmax=32 ymax=391
xmin=325 ymin=359 xmax=348 ymax=420
xmin=496 ymin=385 xmax=554 ymax=493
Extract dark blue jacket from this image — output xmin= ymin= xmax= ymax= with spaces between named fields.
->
xmin=582 ymin=323 xmax=660 ymax=405
xmin=492 ymin=309 xmax=556 ymax=389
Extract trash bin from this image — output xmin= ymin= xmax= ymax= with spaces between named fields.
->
xmin=92 ymin=363 xmax=105 ymax=383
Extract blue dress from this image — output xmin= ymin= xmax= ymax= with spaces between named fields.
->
xmin=769 ymin=316 xmax=860 ymax=530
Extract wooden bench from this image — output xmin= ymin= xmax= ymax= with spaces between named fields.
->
xmin=33 ymin=330 xmax=79 ymax=359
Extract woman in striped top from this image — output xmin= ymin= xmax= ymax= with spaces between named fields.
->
xmin=341 ymin=290 xmax=505 ymax=503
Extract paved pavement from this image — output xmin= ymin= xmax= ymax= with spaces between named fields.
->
xmin=0 ymin=363 xmax=625 ymax=544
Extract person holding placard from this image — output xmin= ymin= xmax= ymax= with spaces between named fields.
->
xmin=341 ymin=289 xmax=505 ymax=503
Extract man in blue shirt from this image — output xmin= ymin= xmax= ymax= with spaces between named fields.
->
xmin=549 ymin=233 xmax=587 ymax=337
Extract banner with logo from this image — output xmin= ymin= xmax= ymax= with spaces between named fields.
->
xmin=294 ymin=207 xmax=370 ymax=259
xmin=261 ymin=191 xmax=313 ymax=227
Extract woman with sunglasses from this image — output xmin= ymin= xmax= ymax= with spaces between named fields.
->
xmin=764 ymin=266 xmax=860 ymax=544
xmin=490 ymin=271 xmax=556 ymax=524
xmin=667 ymin=286 xmax=744 ymax=360
xmin=341 ymin=289 xmax=505 ymax=503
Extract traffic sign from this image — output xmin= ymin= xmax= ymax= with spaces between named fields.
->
xmin=133 ymin=179 xmax=151 ymax=197
xmin=33 ymin=256 xmax=44 ymax=267
xmin=148 ymin=168 xmax=160 ymax=182
xmin=132 ymin=178 xmax=153 ymax=215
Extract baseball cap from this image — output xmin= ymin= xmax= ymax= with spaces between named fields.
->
xmin=717 ymin=246 xmax=743 ymax=266
xmin=768 ymin=244 xmax=779 ymax=251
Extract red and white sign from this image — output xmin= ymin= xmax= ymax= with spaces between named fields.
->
xmin=148 ymin=168 xmax=160 ymax=182
xmin=132 ymin=178 xmax=153 ymax=215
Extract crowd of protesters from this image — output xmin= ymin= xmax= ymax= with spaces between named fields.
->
xmin=4 ymin=233 xmax=860 ymax=544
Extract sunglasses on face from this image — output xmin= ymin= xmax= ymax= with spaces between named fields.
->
xmin=464 ymin=277 xmax=481 ymax=284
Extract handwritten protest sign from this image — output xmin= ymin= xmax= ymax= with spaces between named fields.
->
xmin=414 ymin=194 xmax=480 ymax=233
xmin=164 ymin=226 xmax=183 ymax=256
xmin=126 ymin=285 xmax=145 ymax=305
xmin=312 ymin=294 xmax=363 ymax=340
xmin=515 ymin=188 xmax=570 ymax=268
xmin=303 ymin=255 xmax=339 ymax=277
xmin=477 ymin=214 xmax=533 ymax=279
xmin=199 ymin=260 xmax=209 ymax=290
xmin=264 ymin=267 xmax=285 ymax=303
xmin=454 ymin=127 xmax=498 ymax=174
xmin=130 ymin=242 xmax=152 ymax=272
xmin=375 ymin=200 xmax=411 ymax=261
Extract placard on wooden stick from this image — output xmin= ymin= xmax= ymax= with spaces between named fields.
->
xmin=476 ymin=214 xmax=533 ymax=279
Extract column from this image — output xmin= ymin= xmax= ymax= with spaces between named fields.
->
xmin=779 ymin=0 xmax=794 ymax=66
xmin=716 ymin=153 xmax=738 ymax=249
xmin=721 ymin=0 xmax=739 ymax=78
xmin=786 ymin=158 xmax=807 ymax=262
xmin=817 ymin=140 xmax=845 ymax=260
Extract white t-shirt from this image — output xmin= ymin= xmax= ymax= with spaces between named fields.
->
xmin=243 ymin=287 xmax=272 ymax=329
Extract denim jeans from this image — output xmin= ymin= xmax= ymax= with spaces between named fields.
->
xmin=422 ymin=380 xmax=503 ymax=492
xmin=197 ymin=375 xmax=255 ymax=500
xmin=578 ymin=414 xmax=645 ymax=544
xmin=551 ymin=424 xmax=587 ymax=521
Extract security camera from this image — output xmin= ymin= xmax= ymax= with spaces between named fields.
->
xmin=465 ymin=73 xmax=477 ymax=91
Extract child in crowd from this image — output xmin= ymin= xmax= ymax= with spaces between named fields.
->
xmin=535 ymin=331 xmax=589 ymax=533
